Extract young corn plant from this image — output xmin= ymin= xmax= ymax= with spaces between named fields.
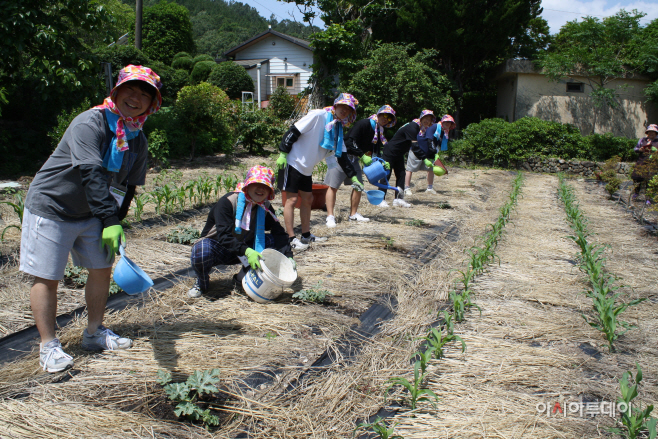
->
xmin=161 ymin=183 xmax=177 ymax=214
xmin=385 ymin=359 xmax=439 ymax=412
xmin=353 ymin=417 xmax=404 ymax=439
xmin=0 ymin=191 xmax=25 ymax=240
xmin=132 ymin=193 xmax=150 ymax=221
xmin=419 ymin=324 xmax=466 ymax=360
xmin=214 ymin=175 xmax=223 ymax=198
xmin=150 ymin=187 xmax=165 ymax=215
xmin=608 ymin=363 xmax=657 ymax=439
xmin=177 ymin=186 xmax=187 ymax=211
xmin=156 ymin=369 xmax=221 ymax=430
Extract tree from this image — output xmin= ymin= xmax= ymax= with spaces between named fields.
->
xmin=134 ymin=0 xmax=195 ymax=65
xmin=174 ymin=83 xmax=232 ymax=158
xmin=208 ymin=62 xmax=254 ymax=99
xmin=342 ymin=43 xmax=454 ymax=123
xmin=511 ymin=17 xmax=552 ymax=59
xmin=269 ymin=86 xmax=297 ymax=120
xmin=536 ymin=10 xmax=646 ymax=109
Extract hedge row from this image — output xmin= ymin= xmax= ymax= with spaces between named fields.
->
xmin=451 ymin=117 xmax=638 ymax=166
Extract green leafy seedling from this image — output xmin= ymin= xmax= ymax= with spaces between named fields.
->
xmin=293 ymin=281 xmax=334 ymax=303
xmin=353 ymin=416 xmax=404 ymax=439
xmin=608 ymin=363 xmax=657 ymax=439
xmin=385 ymin=360 xmax=439 ymax=411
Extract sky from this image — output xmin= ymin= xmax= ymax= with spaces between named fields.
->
xmin=242 ymin=0 xmax=658 ymax=34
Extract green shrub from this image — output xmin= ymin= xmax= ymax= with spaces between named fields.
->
xmin=190 ymin=60 xmax=216 ymax=84
xmin=585 ymin=133 xmax=637 ymax=162
xmin=269 ymin=86 xmax=296 ymax=120
xmin=95 ymin=45 xmax=152 ymax=84
xmin=48 ymin=99 xmax=91 ymax=149
xmin=171 ymin=56 xmax=194 ymax=71
xmin=173 ymin=51 xmax=191 ymax=61
xmin=237 ymin=109 xmax=286 ymax=154
xmin=208 ymin=61 xmax=254 ymax=99
xmin=148 ymin=129 xmax=170 ymax=168
xmin=192 ymin=54 xmax=215 ymax=65
xmin=146 ymin=61 xmax=189 ymax=107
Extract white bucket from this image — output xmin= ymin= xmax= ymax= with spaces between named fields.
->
xmin=242 ymin=249 xmax=297 ymax=303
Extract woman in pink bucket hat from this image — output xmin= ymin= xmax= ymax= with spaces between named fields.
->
xmin=631 ymin=124 xmax=658 ymax=200
xmin=21 ymin=65 xmax=162 ymax=372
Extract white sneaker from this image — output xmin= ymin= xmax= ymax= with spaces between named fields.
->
xmin=404 ymin=188 xmax=413 ymax=197
xmin=290 ymin=237 xmax=310 ymax=251
xmin=393 ymin=199 xmax=412 ymax=208
xmin=187 ymin=279 xmax=204 ymax=298
xmin=82 ymin=325 xmax=132 ymax=351
xmin=426 ymin=188 xmax=437 ymax=194
xmin=301 ymin=233 xmax=328 ymax=244
xmin=326 ymin=215 xmax=336 ymax=228
xmin=377 ymin=200 xmax=389 ymax=208
xmin=40 ymin=338 xmax=74 ymax=373
xmin=349 ymin=213 xmax=370 ymax=222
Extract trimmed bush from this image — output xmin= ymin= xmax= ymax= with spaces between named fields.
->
xmin=171 ymin=56 xmax=194 ymax=71
xmin=190 ymin=60 xmax=217 ymax=84
xmin=95 ymin=45 xmax=151 ymax=84
xmin=237 ymin=109 xmax=287 ymax=154
xmin=145 ymin=62 xmax=190 ymax=107
xmin=208 ymin=61 xmax=254 ymax=99
xmin=269 ymin=86 xmax=296 ymax=120
xmin=192 ymin=54 xmax=215 ymax=65
xmin=173 ymin=51 xmax=191 ymax=61
xmin=585 ymin=133 xmax=637 ymax=162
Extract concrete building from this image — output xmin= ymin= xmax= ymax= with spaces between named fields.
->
xmin=223 ymin=27 xmax=313 ymax=107
xmin=495 ymin=59 xmax=658 ymax=138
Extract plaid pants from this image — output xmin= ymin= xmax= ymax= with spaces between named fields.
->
xmin=190 ymin=236 xmax=275 ymax=291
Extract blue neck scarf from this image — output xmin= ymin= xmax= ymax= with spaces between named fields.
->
xmin=102 ymin=109 xmax=140 ymax=172
xmin=234 ymin=192 xmax=266 ymax=252
xmin=433 ymin=129 xmax=449 ymax=151
xmin=320 ymin=112 xmax=343 ymax=157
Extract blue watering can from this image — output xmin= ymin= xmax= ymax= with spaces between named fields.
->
xmin=362 ymin=157 xmax=399 ymax=192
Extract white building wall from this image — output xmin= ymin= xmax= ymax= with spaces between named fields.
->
xmin=235 ymin=35 xmax=313 ymax=95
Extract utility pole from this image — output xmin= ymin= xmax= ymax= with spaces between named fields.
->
xmin=135 ymin=0 xmax=143 ymax=50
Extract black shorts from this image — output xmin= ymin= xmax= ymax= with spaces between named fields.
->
xmin=277 ymin=164 xmax=312 ymax=193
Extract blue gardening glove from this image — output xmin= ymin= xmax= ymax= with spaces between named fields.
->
xmin=351 ymin=176 xmax=364 ymax=192
xmin=424 ymin=158 xmax=433 ymax=168
xmin=245 ymin=248 xmax=262 ymax=270
xmin=361 ymin=155 xmax=373 ymax=166
xmin=276 ymin=152 xmax=288 ymax=170
xmin=383 ymin=161 xmax=390 ymax=170
xmin=288 ymin=257 xmax=297 ymax=270
xmin=101 ymin=225 xmax=126 ymax=263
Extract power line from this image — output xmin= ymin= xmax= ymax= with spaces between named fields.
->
xmin=245 ymin=0 xmax=287 ymax=21
xmin=542 ymin=8 xmax=606 ymax=17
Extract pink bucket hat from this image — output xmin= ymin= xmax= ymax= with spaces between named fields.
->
xmin=646 ymin=124 xmax=658 ymax=134
xmin=333 ymin=93 xmax=359 ymax=125
xmin=240 ymin=165 xmax=276 ymax=201
xmin=111 ymin=65 xmax=163 ymax=116
xmin=440 ymin=114 xmax=456 ymax=130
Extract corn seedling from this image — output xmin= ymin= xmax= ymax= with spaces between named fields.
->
xmin=608 ymin=363 xmax=657 ymax=439
xmin=381 ymin=236 xmax=395 ymax=250
xmin=411 ymin=347 xmax=436 ymax=376
xmin=151 ymin=187 xmax=165 ymax=215
xmin=177 ymin=186 xmax=187 ymax=211
xmin=187 ymin=181 xmax=197 ymax=206
xmin=156 ymin=369 xmax=221 ymax=429
xmin=132 ymin=193 xmax=150 ymax=221
xmin=386 ymin=359 xmax=439 ymax=411
xmin=0 ymin=191 xmax=25 ymax=240
xmin=353 ymin=417 xmax=404 ymax=439
xmin=214 ymin=175 xmax=223 ymax=198
xmin=419 ymin=325 xmax=466 ymax=360
xmin=161 ymin=183 xmax=177 ymax=214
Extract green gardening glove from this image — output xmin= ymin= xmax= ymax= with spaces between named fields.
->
xmin=351 ymin=176 xmax=364 ymax=192
xmin=101 ymin=225 xmax=126 ymax=263
xmin=434 ymin=153 xmax=440 ymax=162
xmin=245 ymin=248 xmax=262 ymax=270
xmin=288 ymin=257 xmax=297 ymax=270
xmin=361 ymin=155 xmax=373 ymax=166
xmin=276 ymin=152 xmax=288 ymax=170
xmin=383 ymin=161 xmax=390 ymax=170
xmin=424 ymin=158 xmax=433 ymax=168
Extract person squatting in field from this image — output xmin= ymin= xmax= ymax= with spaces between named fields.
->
xmin=323 ymin=105 xmax=397 ymax=226
xmin=380 ymin=110 xmax=437 ymax=208
xmin=276 ymin=93 xmax=360 ymax=249
xmin=404 ymin=114 xmax=455 ymax=196
xmin=21 ymin=65 xmax=162 ymax=373
xmin=187 ymin=165 xmax=294 ymax=298
xmin=631 ymin=123 xmax=658 ymax=200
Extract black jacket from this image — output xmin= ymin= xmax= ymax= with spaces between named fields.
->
xmin=201 ymin=192 xmax=292 ymax=258
xmin=344 ymin=118 xmax=384 ymax=157
xmin=383 ymin=122 xmax=420 ymax=159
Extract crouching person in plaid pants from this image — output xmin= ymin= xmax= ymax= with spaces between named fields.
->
xmin=187 ymin=166 xmax=294 ymax=298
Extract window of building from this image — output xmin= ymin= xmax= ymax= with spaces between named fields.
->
xmin=275 ymin=76 xmax=295 ymax=90
xmin=566 ymin=82 xmax=584 ymax=93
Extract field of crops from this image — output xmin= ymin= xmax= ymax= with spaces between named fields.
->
xmin=0 ymin=155 xmax=657 ymax=438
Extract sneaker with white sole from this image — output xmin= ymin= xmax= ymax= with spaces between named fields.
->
xmin=425 ymin=188 xmax=437 ymax=194
xmin=349 ymin=213 xmax=370 ymax=222
xmin=40 ymin=338 xmax=74 ymax=373
xmin=82 ymin=325 xmax=132 ymax=351
xmin=404 ymin=188 xmax=413 ymax=197
xmin=393 ymin=198 xmax=412 ymax=208
xmin=326 ymin=215 xmax=337 ymax=228
xmin=377 ymin=200 xmax=389 ymax=208
xmin=290 ymin=237 xmax=310 ymax=251
xmin=187 ymin=279 xmax=204 ymax=298
xmin=300 ymin=233 xmax=328 ymax=245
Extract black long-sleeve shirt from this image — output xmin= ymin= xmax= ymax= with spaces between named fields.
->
xmin=201 ymin=193 xmax=292 ymax=258
xmin=383 ymin=122 xmax=421 ymax=159
xmin=344 ymin=118 xmax=384 ymax=157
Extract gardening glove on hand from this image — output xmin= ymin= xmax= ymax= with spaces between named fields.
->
xmin=276 ymin=152 xmax=288 ymax=170
xmin=351 ymin=176 xmax=364 ymax=192
xmin=434 ymin=153 xmax=440 ymax=162
xmin=288 ymin=257 xmax=297 ymax=270
xmin=383 ymin=161 xmax=390 ymax=170
xmin=245 ymin=248 xmax=262 ymax=270
xmin=360 ymin=155 xmax=373 ymax=166
xmin=101 ymin=225 xmax=126 ymax=263
xmin=424 ymin=158 xmax=434 ymax=168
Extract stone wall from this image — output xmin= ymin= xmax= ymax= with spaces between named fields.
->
xmin=452 ymin=155 xmax=633 ymax=177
